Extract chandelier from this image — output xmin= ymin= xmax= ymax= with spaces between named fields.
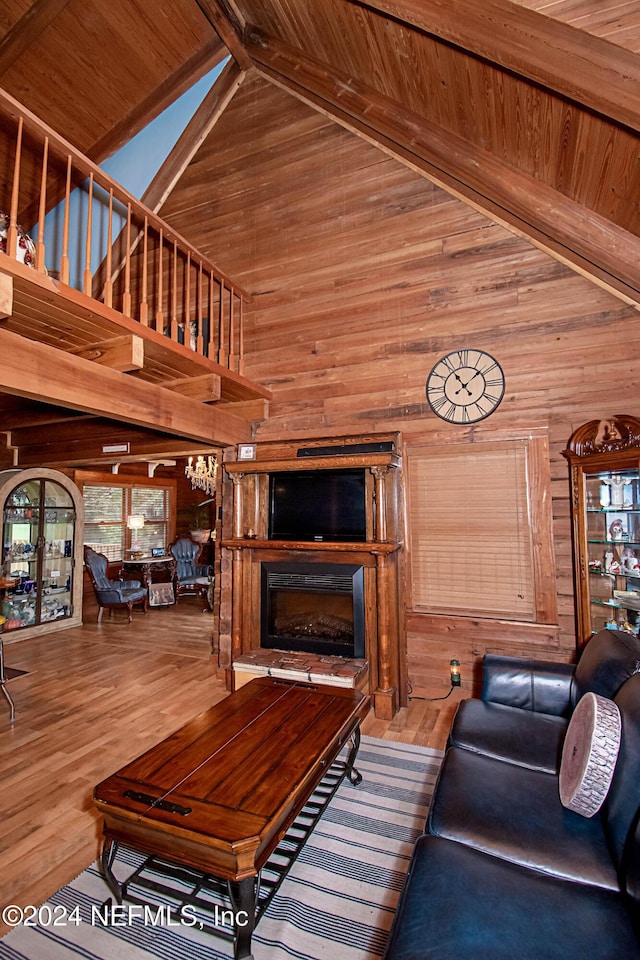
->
xmin=185 ymin=454 xmax=218 ymax=496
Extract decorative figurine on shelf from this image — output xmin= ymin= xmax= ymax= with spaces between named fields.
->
xmin=601 ymin=474 xmax=633 ymax=509
xmin=623 ymin=549 xmax=640 ymax=576
xmin=609 ymin=518 xmax=625 ymax=541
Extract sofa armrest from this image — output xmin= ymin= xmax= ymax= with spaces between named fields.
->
xmin=482 ymin=654 xmax=575 ymax=716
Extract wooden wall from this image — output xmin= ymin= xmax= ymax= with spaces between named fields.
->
xmin=162 ymin=75 xmax=640 ymax=697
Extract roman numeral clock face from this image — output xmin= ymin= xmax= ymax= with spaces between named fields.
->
xmin=426 ymin=349 xmax=505 ymax=423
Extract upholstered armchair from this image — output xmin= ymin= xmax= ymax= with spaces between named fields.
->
xmin=169 ymin=536 xmax=209 ymax=597
xmin=83 ymin=546 xmax=148 ymax=622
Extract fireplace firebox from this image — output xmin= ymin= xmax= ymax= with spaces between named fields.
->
xmin=260 ymin=561 xmax=365 ymax=658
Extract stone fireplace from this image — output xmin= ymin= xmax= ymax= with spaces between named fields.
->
xmin=260 ymin=561 xmax=365 ymax=658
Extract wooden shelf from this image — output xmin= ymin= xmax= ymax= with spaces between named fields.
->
xmin=224 ymin=452 xmax=401 ymax=474
xmin=222 ymin=538 xmax=401 ymax=554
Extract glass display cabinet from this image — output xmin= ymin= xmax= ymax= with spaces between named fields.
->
xmin=564 ymin=415 xmax=640 ymax=649
xmin=0 ymin=468 xmax=84 ymax=639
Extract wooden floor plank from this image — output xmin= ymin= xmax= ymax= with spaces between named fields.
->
xmin=0 ymin=601 xmax=452 ymax=934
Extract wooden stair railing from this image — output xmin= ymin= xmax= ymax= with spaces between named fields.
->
xmin=0 ymin=86 xmax=249 ymax=373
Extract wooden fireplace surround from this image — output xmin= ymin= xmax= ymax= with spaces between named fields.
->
xmin=221 ymin=434 xmax=406 ymax=719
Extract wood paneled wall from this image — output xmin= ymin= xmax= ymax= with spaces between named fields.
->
xmin=162 ymin=76 xmax=640 ymax=696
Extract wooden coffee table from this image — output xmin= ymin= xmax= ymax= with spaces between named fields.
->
xmin=94 ymin=677 xmax=370 ymax=958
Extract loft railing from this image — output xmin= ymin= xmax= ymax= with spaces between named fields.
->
xmin=0 ymin=86 xmax=247 ymax=372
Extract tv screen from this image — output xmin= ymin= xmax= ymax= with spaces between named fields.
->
xmin=269 ymin=468 xmax=367 ymax=542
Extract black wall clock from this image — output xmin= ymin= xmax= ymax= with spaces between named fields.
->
xmin=426 ymin=349 xmax=505 ymax=423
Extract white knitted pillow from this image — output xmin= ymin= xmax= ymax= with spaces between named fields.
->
xmin=559 ymin=692 xmax=621 ymax=818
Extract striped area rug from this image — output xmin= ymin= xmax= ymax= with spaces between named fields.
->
xmin=0 ymin=736 xmax=442 ymax=960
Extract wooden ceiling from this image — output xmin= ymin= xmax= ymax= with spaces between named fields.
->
xmin=1 ymin=0 xmax=638 ymax=297
xmin=0 ymin=0 xmax=640 ymax=464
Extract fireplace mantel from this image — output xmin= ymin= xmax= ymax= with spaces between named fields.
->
xmin=220 ymin=435 xmax=406 ymax=719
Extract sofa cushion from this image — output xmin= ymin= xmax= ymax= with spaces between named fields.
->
xmin=383 ymin=834 xmax=640 ymax=960
xmin=449 ymin=698 xmax=568 ymax=773
xmin=602 ymin=673 xmax=640 ymax=873
xmin=572 ymin=628 xmax=640 ymax=705
xmin=559 ymin=693 xmax=621 ymax=817
xmin=427 ymin=746 xmax=618 ymax=890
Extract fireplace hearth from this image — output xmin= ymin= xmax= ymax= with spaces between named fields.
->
xmin=261 ymin=561 xmax=365 ymax=658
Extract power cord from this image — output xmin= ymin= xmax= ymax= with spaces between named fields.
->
xmin=407 ymin=680 xmax=456 ymax=702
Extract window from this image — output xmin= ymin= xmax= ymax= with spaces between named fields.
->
xmin=81 ymin=480 xmax=174 ymax=560
xmin=407 ymin=438 xmax=556 ymax=623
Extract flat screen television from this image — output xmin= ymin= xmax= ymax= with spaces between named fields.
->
xmin=269 ymin=468 xmax=367 ymax=542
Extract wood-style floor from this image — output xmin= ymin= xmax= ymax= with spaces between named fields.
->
xmin=0 ymin=602 xmax=456 ymax=936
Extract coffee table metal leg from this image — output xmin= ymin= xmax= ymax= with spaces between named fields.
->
xmin=229 ymin=875 xmax=258 ymax=959
xmin=345 ymin=725 xmax=363 ymax=785
xmin=101 ymin=838 xmax=123 ymax=904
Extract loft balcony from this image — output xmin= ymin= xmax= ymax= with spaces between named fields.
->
xmin=0 ymin=85 xmax=269 ymax=466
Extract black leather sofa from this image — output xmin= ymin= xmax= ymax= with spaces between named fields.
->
xmin=384 ymin=629 xmax=640 ymax=960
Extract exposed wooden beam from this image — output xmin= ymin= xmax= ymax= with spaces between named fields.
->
xmin=86 ymin=41 xmax=229 ymax=164
xmin=0 ymin=400 xmax=92 ymax=429
xmin=163 ymin=374 xmax=222 ymax=402
xmin=248 ymin=31 xmax=640 ymax=305
xmin=14 ymin=437 xmax=220 ymax=468
xmin=0 ymin=0 xmax=72 ymax=78
xmin=92 ymin=60 xmax=247 ymax=299
xmin=0 ymin=273 xmax=12 ymax=319
xmin=0 ymin=327 xmax=252 ymax=445
xmin=194 ymin=0 xmax=253 ymax=70
xmin=68 ymin=335 xmax=144 ymax=372
xmin=222 ymin=398 xmax=269 ymax=421
xmin=352 ymin=0 xmax=640 ymax=135
xmin=145 ymin=59 xmax=247 ymax=212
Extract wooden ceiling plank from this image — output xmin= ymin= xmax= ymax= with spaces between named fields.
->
xmin=0 ymin=326 xmax=252 ymax=445
xmin=0 ymin=0 xmax=73 ymax=78
xmin=248 ymin=32 xmax=640 ymax=304
xmin=68 ymin=335 xmax=145 ymax=372
xmin=163 ymin=373 xmax=222 ymax=401
xmin=352 ymin=0 xmax=640 ymax=134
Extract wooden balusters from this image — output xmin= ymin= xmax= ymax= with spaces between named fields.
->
xmin=238 ymin=294 xmax=244 ymax=374
xmin=140 ymin=216 xmax=149 ymax=325
xmin=6 ymin=116 xmax=23 ymax=263
xmin=218 ymin=280 xmax=226 ymax=366
xmin=155 ymin=228 xmax=164 ymax=331
xmin=170 ymin=239 xmax=178 ymax=341
xmin=83 ymin=173 xmax=94 ymax=296
xmin=208 ymin=271 xmax=216 ymax=360
xmin=60 ymin=154 xmax=72 ymax=285
xmin=103 ymin=188 xmax=114 ymax=308
xmin=122 ymin=203 xmax=132 ymax=317
xmin=0 ymin=94 xmax=250 ymax=371
xmin=196 ymin=261 xmax=204 ymax=355
xmin=36 ymin=136 xmax=48 ymax=273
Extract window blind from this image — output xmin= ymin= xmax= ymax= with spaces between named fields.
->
xmin=408 ymin=441 xmax=535 ymax=620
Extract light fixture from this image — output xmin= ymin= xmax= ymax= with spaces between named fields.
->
xmin=127 ymin=515 xmax=145 ymax=558
xmin=185 ymin=454 xmax=218 ymax=496
xmin=449 ymin=659 xmax=461 ymax=687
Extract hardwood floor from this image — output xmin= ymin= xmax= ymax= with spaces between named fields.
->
xmin=0 ymin=602 xmax=455 ymax=936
